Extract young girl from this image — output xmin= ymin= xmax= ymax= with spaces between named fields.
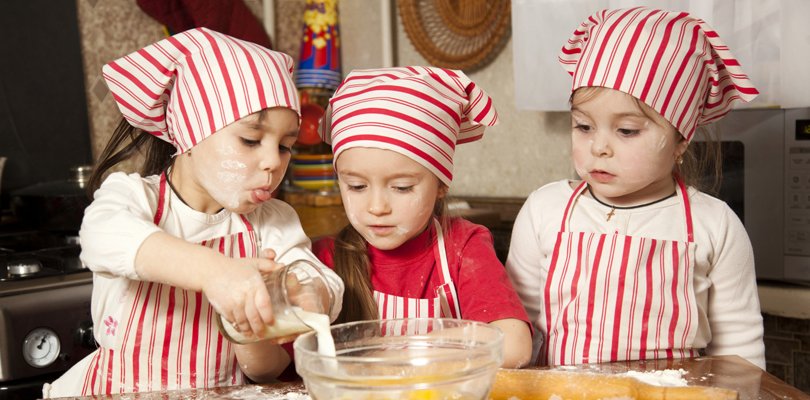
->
xmin=313 ymin=66 xmax=533 ymax=368
xmin=44 ymin=28 xmax=343 ymax=397
xmin=506 ymin=7 xmax=766 ymax=368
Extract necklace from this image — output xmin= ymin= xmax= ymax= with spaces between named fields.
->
xmin=164 ymin=170 xmax=191 ymax=206
xmin=586 ymin=186 xmax=677 ymax=221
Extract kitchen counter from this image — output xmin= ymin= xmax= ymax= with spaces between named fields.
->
xmin=292 ymin=204 xmax=350 ymax=239
xmin=758 ymin=281 xmax=810 ymax=319
xmin=58 ymin=355 xmax=809 ymax=399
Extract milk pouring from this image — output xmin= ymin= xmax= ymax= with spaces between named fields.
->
xmin=216 ymin=259 xmax=334 ymax=344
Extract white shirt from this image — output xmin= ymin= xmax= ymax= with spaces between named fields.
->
xmin=79 ymin=172 xmax=344 ymax=349
xmin=506 ymin=180 xmax=765 ymax=368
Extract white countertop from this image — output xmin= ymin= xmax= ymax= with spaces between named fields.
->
xmin=757 ymin=282 xmax=810 ymax=319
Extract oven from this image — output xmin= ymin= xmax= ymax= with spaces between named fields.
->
xmin=700 ymin=107 xmax=810 ymax=285
xmin=0 ymin=231 xmax=95 ymax=399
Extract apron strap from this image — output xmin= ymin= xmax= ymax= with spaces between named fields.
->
xmin=238 ymin=215 xmax=254 ymax=232
xmin=675 ymin=176 xmax=694 ymax=243
xmin=562 ymin=178 xmax=694 ymax=243
xmin=154 ymin=171 xmax=255 ymax=233
xmin=434 ymin=219 xmax=462 ymax=318
xmin=153 ymin=172 xmax=170 ymax=226
xmin=559 ymin=181 xmax=588 ymax=231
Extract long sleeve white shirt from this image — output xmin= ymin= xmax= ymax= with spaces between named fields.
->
xmin=79 ymin=172 xmax=344 ymax=349
xmin=506 ymin=180 xmax=765 ymax=368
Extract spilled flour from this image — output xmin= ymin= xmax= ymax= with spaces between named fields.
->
xmin=202 ymin=386 xmax=311 ymax=399
xmin=623 ymin=368 xmax=688 ymax=386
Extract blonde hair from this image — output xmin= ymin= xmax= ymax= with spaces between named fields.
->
xmin=570 ymin=87 xmax=722 ymax=193
xmin=331 ymin=190 xmax=449 ymax=324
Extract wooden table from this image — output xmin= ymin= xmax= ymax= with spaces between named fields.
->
xmin=60 ymin=355 xmax=809 ymax=399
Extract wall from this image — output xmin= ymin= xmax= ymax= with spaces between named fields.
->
xmin=77 ymin=0 xmax=266 ymax=173
xmin=336 ymin=1 xmax=575 ymax=198
xmin=397 ymin=37 xmax=573 ymax=198
xmin=76 ymin=0 xmax=164 ymax=173
xmin=77 ymin=0 xmax=572 ymax=199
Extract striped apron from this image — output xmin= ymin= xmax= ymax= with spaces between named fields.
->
xmin=539 ymin=178 xmax=698 ymax=366
xmin=374 ymin=220 xmax=461 ymax=335
xmin=79 ymin=173 xmax=256 ymax=394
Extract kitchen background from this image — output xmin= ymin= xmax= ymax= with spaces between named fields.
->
xmin=75 ymin=0 xmax=572 ymax=199
xmin=1 ymin=0 xmax=808 ymax=394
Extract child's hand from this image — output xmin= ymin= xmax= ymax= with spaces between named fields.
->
xmin=202 ymin=248 xmax=282 ymax=338
xmin=285 ymin=272 xmax=332 ymax=315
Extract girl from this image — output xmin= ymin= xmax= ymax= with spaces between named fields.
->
xmin=44 ymin=28 xmax=343 ymax=397
xmin=506 ymin=7 xmax=766 ymax=368
xmin=313 ymin=66 xmax=533 ymax=368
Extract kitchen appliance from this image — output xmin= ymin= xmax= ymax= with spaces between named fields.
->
xmin=0 ymin=230 xmax=94 ymax=399
xmin=10 ymin=165 xmax=93 ymax=233
xmin=702 ymin=107 xmax=810 ymax=284
xmin=0 ymin=0 xmax=91 ymax=215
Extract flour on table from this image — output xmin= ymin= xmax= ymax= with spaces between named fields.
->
xmin=623 ymin=368 xmax=688 ymax=386
xmin=202 ymin=385 xmax=311 ymax=399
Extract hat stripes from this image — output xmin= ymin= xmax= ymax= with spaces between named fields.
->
xmin=559 ymin=7 xmax=757 ymax=141
xmin=320 ymin=66 xmax=498 ymax=185
xmin=103 ymin=27 xmax=299 ymax=154
xmin=331 ymin=115 xmax=455 ymax=163
xmin=335 ymin=85 xmax=464 ymax=127
xmin=333 ymin=134 xmax=453 ymax=180
xmin=330 ymin=93 xmax=462 ymax=143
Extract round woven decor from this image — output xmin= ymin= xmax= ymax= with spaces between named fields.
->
xmin=398 ymin=0 xmax=511 ymax=72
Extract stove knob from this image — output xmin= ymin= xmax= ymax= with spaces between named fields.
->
xmin=76 ymin=321 xmax=96 ymax=349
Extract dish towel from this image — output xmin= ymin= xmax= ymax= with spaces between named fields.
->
xmin=136 ymin=0 xmax=272 ymax=48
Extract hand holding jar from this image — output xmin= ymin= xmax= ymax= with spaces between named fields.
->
xmin=216 ymin=259 xmax=335 ymax=344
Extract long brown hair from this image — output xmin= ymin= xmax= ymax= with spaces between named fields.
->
xmin=331 ymin=192 xmax=449 ymax=324
xmin=88 ymin=118 xmax=176 ymax=195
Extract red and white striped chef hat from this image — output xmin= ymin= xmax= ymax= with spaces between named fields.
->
xmin=319 ymin=66 xmax=498 ymax=186
xmin=559 ymin=7 xmax=758 ymax=142
xmin=102 ymin=27 xmax=300 ymax=154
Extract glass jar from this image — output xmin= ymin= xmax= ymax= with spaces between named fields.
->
xmin=216 ymin=259 xmax=334 ymax=344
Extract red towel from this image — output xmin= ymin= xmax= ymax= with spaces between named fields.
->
xmin=136 ymin=0 xmax=272 ymax=48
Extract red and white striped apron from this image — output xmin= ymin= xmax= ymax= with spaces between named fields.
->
xmin=539 ymin=178 xmax=698 ymax=366
xmin=375 ymin=220 xmax=461 ymax=335
xmin=79 ymin=173 xmax=256 ymax=394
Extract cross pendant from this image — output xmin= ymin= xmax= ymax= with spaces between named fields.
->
xmin=606 ymin=208 xmax=615 ymax=221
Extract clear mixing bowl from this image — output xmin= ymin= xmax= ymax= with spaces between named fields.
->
xmin=293 ymin=318 xmax=504 ymax=400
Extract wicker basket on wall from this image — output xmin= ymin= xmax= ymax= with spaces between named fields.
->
xmin=398 ymin=0 xmax=511 ymax=72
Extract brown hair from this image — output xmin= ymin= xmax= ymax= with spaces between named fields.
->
xmin=331 ymin=192 xmax=449 ymax=324
xmin=679 ymin=125 xmax=723 ymax=196
xmin=570 ymin=87 xmax=723 ymax=194
xmin=88 ymin=118 xmax=175 ymax=195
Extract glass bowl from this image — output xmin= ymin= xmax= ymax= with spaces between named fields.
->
xmin=293 ymin=318 xmax=504 ymax=400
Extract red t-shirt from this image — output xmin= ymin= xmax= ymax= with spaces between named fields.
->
xmin=313 ymin=218 xmax=530 ymax=325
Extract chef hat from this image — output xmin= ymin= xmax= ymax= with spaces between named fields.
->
xmin=102 ymin=27 xmax=300 ymax=154
xmin=319 ymin=66 xmax=498 ymax=186
xmin=559 ymin=7 xmax=758 ymax=142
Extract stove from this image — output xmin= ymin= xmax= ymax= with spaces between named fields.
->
xmin=0 ymin=230 xmax=94 ymax=399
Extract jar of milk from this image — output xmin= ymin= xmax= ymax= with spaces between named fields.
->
xmin=216 ymin=259 xmax=334 ymax=344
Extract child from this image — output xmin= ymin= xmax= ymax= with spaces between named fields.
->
xmin=44 ymin=28 xmax=343 ymax=397
xmin=313 ymin=66 xmax=533 ymax=368
xmin=506 ymin=7 xmax=766 ymax=368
